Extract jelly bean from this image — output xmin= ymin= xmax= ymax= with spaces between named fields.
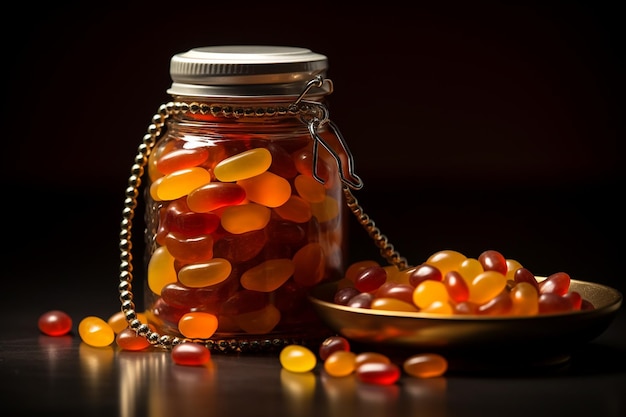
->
xmin=333 ymin=286 xmax=361 ymax=306
xmin=148 ymin=140 xmax=176 ymax=181
xmin=513 ymin=267 xmax=540 ymax=292
xmin=157 ymin=167 xmax=212 ymax=200
xmin=267 ymin=142 xmax=298 ymax=179
xmin=187 ymin=182 xmax=247 ymax=213
xmin=292 ymin=148 xmax=331 ymax=184
xmin=563 ymin=291 xmax=582 ymax=310
xmin=509 ymin=282 xmax=539 ymax=315
xmin=347 ymin=292 xmax=374 ymax=309
xmin=324 ymin=350 xmax=357 ymax=377
xmin=161 ymin=279 xmax=238 ymax=310
xmin=413 ymin=280 xmax=448 ymax=309
xmin=156 ymin=147 xmax=209 ymax=175
xmin=220 ymin=290 xmax=270 ymax=317
xmin=147 ymin=246 xmax=177 ymax=295
xmin=293 ymin=243 xmax=326 ymax=287
xmin=478 ymin=250 xmax=508 ymax=275
xmin=178 ymin=312 xmax=219 ymax=339
xmin=38 ymin=310 xmax=73 ymax=336
xmin=237 ymin=171 xmax=292 ymax=208
xmin=581 ymin=299 xmax=595 ymax=311
xmin=149 ymin=176 xmax=165 ymax=201
xmin=220 ymin=203 xmax=271 ymax=234
xmin=421 ymin=300 xmax=453 ymax=314
xmin=164 ymin=232 xmax=214 ymax=264
xmin=458 ymin=258 xmax=484 ymax=285
xmin=273 ymin=195 xmax=313 ymax=223
xmin=310 ymin=196 xmax=340 ymax=223
xmin=443 ymin=271 xmax=470 ymax=303
xmin=115 ymin=327 xmax=151 ymax=351
xmin=151 ymin=298 xmax=191 ymax=325
xmin=280 ymin=345 xmax=317 ymax=373
xmin=468 ymin=271 xmax=507 ymax=304
xmin=375 ymin=282 xmax=415 ymax=305
xmin=214 ymin=148 xmax=272 ymax=182
xmin=234 ymin=304 xmax=281 ymax=334
xmin=319 ymin=336 xmax=351 ymax=361
xmin=453 ymin=301 xmax=479 ymax=315
xmin=355 ymin=362 xmax=401 ymax=385
xmin=264 ymin=219 xmax=307 ymax=246
xmin=383 ymin=265 xmax=411 ymax=284
xmin=505 ymin=258 xmax=524 ymax=280
xmin=477 ymin=289 xmax=512 ymax=316
xmin=354 ymin=265 xmax=388 ymax=293
xmin=107 ymin=311 xmax=148 ymax=334
xmin=403 ymin=353 xmax=448 ymax=378
xmin=425 ymin=250 xmax=467 ymax=277
xmin=408 ymin=264 xmax=442 ymax=287
xmin=538 ymin=272 xmax=571 ymax=296
xmin=178 ymin=259 xmax=232 ymax=288
xmin=163 ymin=198 xmax=220 ymax=237
xmin=240 ymin=259 xmax=295 ymax=292
xmin=171 ymin=342 xmax=211 ymax=366
xmin=538 ymin=293 xmax=573 ymax=314
xmin=213 ymin=229 xmax=268 ymax=262
xmin=78 ymin=316 xmax=115 ymax=347
xmin=345 ymin=260 xmax=380 ymax=283
xmin=371 ymin=297 xmax=419 ymax=312
xmin=354 ymin=352 xmax=391 ymax=367
xmin=294 ymin=174 xmax=327 ymax=203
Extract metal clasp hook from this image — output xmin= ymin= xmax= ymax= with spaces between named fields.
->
xmin=294 ymin=76 xmax=363 ymax=190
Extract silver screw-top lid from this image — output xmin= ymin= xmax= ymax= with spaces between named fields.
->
xmin=167 ymin=45 xmax=330 ymax=98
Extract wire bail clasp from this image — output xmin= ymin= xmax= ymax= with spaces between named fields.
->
xmin=293 ymin=76 xmax=364 ymax=190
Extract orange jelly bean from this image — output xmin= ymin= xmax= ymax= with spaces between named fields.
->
xmin=177 ymin=258 xmax=233 ymax=288
xmin=220 ymin=203 xmax=271 ymax=234
xmin=79 ymin=316 xmax=115 ymax=347
xmin=178 ymin=312 xmax=219 ymax=339
xmin=156 ymin=147 xmax=210 ymax=175
xmin=237 ymin=171 xmax=291 ymax=207
xmin=116 ymin=327 xmax=151 ymax=351
xmin=157 ymin=167 xmax=212 ymax=200
xmin=187 ymin=182 xmax=247 ymax=213
xmin=324 ymin=350 xmax=357 ymax=377
xmin=240 ymin=259 xmax=295 ymax=292
xmin=292 ymin=242 xmax=326 ymax=286
xmin=403 ymin=353 xmax=448 ymax=378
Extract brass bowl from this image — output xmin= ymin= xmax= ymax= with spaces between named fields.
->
xmin=309 ymin=279 xmax=622 ymax=371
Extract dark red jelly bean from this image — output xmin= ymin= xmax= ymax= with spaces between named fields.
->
xmin=319 ymin=336 xmax=351 ymax=361
xmin=408 ymin=264 xmax=442 ymax=287
xmin=354 ymin=266 xmax=387 ymax=293
xmin=347 ymin=292 xmax=374 ymax=309
xmin=513 ymin=267 xmax=540 ymax=292
xmin=478 ymin=250 xmax=508 ymax=275
xmin=171 ymin=342 xmax=211 ymax=366
xmin=333 ymin=287 xmax=361 ymax=306
xmin=539 ymin=272 xmax=571 ymax=296
xmin=443 ymin=271 xmax=469 ymax=303
xmin=375 ymin=282 xmax=415 ymax=305
xmin=538 ymin=293 xmax=573 ymax=314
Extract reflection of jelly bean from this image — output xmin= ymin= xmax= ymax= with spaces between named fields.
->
xmin=164 ymin=198 xmax=220 ymax=237
xmin=79 ymin=316 xmax=115 ymax=347
xmin=178 ymin=312 xmax=219 ymax=339
xmin=187 ymin=182 xmax=246 ymax=213
xmin=148 ymin=246 xmax=177 ymax=295
xmin=213 ymin=229 xmax=267 ymax=262
xmin=413 ymin=281 xmax=448 ymax=309
xmin=426 ymin=250 xmax=467 ymax=277
xmin=273 ymin=196 xmax=312 ymax=223
xmin=240 ymin=259 xmax=295 ymax=292
xmin=310 ymin=196 xmax=340 ymax=223
xmin=371 ymin=297 xmax=418 ymax=312
xmin=171 ymin=342 xmax=211 ymax=366
xmin=324 ymin=350 xmax=357 ymax=377
xmin=510 ymin=282 xmax=539 ymax=315
xmin=38 ymin=310 xmax=73 ymax=336
xmin=116 ymin=328 xmax=151 ymax=351
xmin=214 ymin=148 xmax=272 ymax=182
xmin=164 ymin=232 xmax=214 ymax=264
xmin=237 ymin=171 xmax=291 ymax=207
xmin=234 ymin=304 xmax=281 ymax=334
xmin=178 ymin=258 xmax=232 ymax=288
xmin=355 ymin=362 xmax=401 ymax=385
xmin=280 ymin=345 xmax=317 ymax=373
xmin=156 ymin=147 xmax=210 ymax=175
xmin=107 ymin=311 xmax=148 ymax=334
xmin=469 ymin=271 xmax=507 ymax=304
xmin=294 ymin=174 xmax=326 ymax=203
xmin=319 ymin=336 xmax=351 ymax=361
xmin=403 ymin=353 xmax=448 ymax=378
xmin=220 ymin=203 xmax=271 ymax=234
xmin=157 ymin=167 xmax=212 ymax=200
xmin=293 ymin=243 xmax=325 ymax=287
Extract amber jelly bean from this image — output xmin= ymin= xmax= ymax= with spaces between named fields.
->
xmin=324 ymin=350 xmax=357 ymax=377
xmin=403 ymin=353 xmax=448 ymax=378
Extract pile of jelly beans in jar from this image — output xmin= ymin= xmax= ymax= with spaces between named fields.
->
xmin=332 ymin=249 xmax=594 ymax=315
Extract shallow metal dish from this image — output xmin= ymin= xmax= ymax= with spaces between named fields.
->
xmin=309 ymin=279 xmax=622 ymax=371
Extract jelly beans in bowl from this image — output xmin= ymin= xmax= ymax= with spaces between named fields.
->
xmin=308 ymin=250 xmax=623 ymax=371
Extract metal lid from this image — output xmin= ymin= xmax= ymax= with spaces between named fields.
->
xmin=167 ymin=45 xmax=330 ymax=98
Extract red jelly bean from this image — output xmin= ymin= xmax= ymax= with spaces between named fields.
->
xmin=538 ymin=293 xmax=573 ymax=314
xmin=478 ymin=250 xmax=508 ymax=275
xmin=355 ymin=362 xmax=401 ymax=385
xmin=116 ymin=327 xmax=151 ymax=351
xmin=319 ymin=336 xmax=351 ymax=361
xmin=347 ymin=292 xmax=374 ymax=309
xmin=333 ymin=287 xmax=361 ymax=305
xmin=539 ymin=272 xmax=571 ymax=296
xmin=408 ymin=264 xmax=442 ymax=287
xmin=171 ymin=342 xmax=211 ymax=366
xmin=375 ymin=282 xmax=415 ymax=305
xmin=443 ymin=270 xmax=470 ymax=303
xmin=38 ymin=310 xmax=73 ymax=336
xmin=354 ymin=265 xmax=387 ymax=293
xmin=186 ymin=182 xmax=247 ymax=213
xmin=513 ymin=267 xmax=540 ymax=292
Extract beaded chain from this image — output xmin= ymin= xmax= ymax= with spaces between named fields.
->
xmin=118 ymin=99 xmax=408 ymax=352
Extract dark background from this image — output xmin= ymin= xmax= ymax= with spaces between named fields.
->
xmin=1 ymin=1 xmax=623 ymax=319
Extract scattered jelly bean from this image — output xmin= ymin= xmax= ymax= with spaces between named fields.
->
xmin=403 ymin=353 xmax=448 ymax=378
xmin=38 ymin=310 xmax=73 ymax=336
xmin=319 ymin=336 xmax=351 ymax=361
xmin=213 ymin=148 xmax=272 ymax=182
xmin=355 ymin=362 xmax=401 ymax=385
xmin=78 ymin=316 xmax=115 ymax=347
xmin=115 ymin=327 xmax=151 ymax=351
xmin=280 ymin=345 xmax=317 ymax=373
xmin=171 ymin=342 xmax=211 ymax=366
xmin=324 ymin=350 xmax=357 ymax=377
xmin=178 ymin=312 xmax=219 ymax=339
xmin=354 ymin=352 xmax=391 ymax=367
xmin=107 ymin=311 xmax=149 ymax=334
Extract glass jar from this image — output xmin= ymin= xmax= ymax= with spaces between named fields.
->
xmin=122 ymin=46 xmax=363 ymax=352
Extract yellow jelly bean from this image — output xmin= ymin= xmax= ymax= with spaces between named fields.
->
xmin=214 ymin=148 xmax=272 ymax=182
xmin=294 ymin=174 xmax=326 ymax=203
xmin=458 ymin=258 xmax=484 ymax=285
xmin=310 ymin=196 xmax=340 ymax=223
xmin=240 ymin=259 xmax=295 ymax=292
xmin=421 ymin=300 xmax=454 ymax=314
xmin=469 ymin=270 xmax=507 ymax=304
xmin=235 ymin=304 xmax=281 ymax=334
xmin=280 ymin=345 xmax=317 ymax=373
xmin=157 ymin=167 xmax=212 ymax=200
xmin=371 ymin=297 xmax=419 ymax=312
xmin=178 ymin=312 xmax=219 ymax=339
xmin=79 ymin=316 xmax=115 ymax=347
xmin=147 ymin=246 xmax=177 ymax=295
xmin=178 ymin=258 xmax=233 ymax=288
xmin=425 ymin=250 xmax=467 ymax=277
xmin=413 ymin=280 xmax=449 ymax=309
xmin=220 ymin=203 xmax=271 ymax=234
xmin=237 ymin=171 xmax=292 ymax=207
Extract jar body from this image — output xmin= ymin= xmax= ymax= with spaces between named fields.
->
xmin=143 ymin=97 xmax=347 ymax=350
